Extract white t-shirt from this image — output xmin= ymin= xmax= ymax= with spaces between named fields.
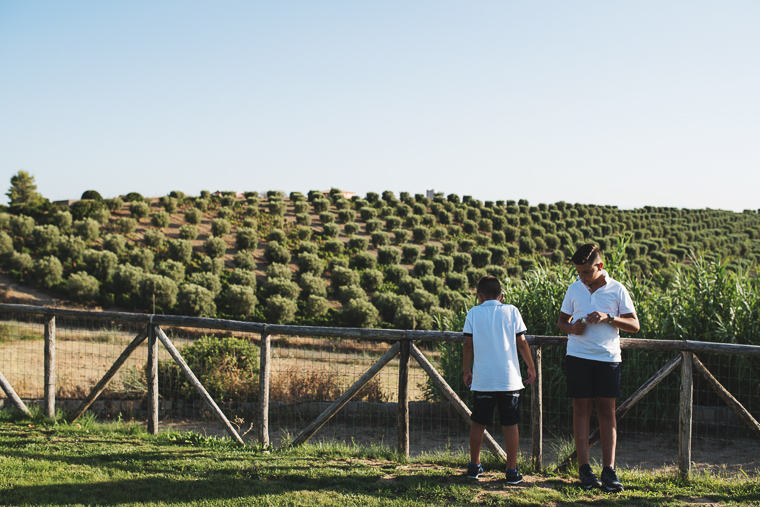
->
xmin=560 ymin=270 xmax=636 ymax=363
xmin=463 ymin=300 xmax=527 ymax=392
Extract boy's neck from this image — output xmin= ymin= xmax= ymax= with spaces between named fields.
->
xmin=477 ymin=294 xmax=503 ymax=304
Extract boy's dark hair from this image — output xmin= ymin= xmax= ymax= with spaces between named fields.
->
xmin=477 ymin=276 xmax=502 ymax=300
xmin=571 ymin=243 xmax=602 ymax=266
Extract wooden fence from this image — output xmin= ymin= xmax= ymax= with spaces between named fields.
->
xmin=1 ymin=302 xmax=759 ymax=477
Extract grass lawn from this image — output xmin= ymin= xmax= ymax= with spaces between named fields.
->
xmin=1 ymin=410 xmax=759 ymax=506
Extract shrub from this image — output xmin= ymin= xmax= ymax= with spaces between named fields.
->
xmin=129 ymin=248 xmax=154 ymax=272
xmin=33 ymin=225 xmax=60 ymax=251
xmin=113 ymin=263 xmax=144 ymax=296
xmin=217 ymin=207 xmax=234 ymax=220
xmin=124 ymin=192 xmax=144 ymax=203
xmin=365 ymin=219 xmax=383 ymax=235
xmin=352 ymin=251 xmax=377 ymax=270
xmin=423 ymin=244 xmax=440 ymax=259
xmin=231 ymin=227 xmax=257 ymax=250
xmin=451 ymin=252 xmax=472 ymax=273
xmin=344 ymin=223 xmax=359 ymax=235
xmin=297 ymin=226 xmax=312 ymax=240
xmin=321 ymin=223 xmax=340 ymax=238
xmin=401 ymin=244 xmax=420 ymax=264
xmin=210 ymin=218 xmax=231 ymax=237
xmin=445 ymin=272 xmax=468 ymax=291
xmin=331 ymin=266 xmax=359 ymax=289
xmin=52 ymin=211 xmax=73 ymax=232
xmin=487 ymin=246 xmax=509 ymax=266
xmin=265 ymin=277 xmax=299 ymax=299
xmin=432 ymin=255 xmax=454 ymax=276
xmin=299 ymin=272 xmax=327 ymax=298
xmin=176 ymin=225 xmax=197 ymax=241
xmin=230 ymin=250 xmax=255 ymax=271
xmin=83 ymin=249 xmax=118 ymax=280
xmin=264 ymin=241 xmax=290 ymax=264
xmin=116 ymin=217 xmax=137 ymax=234
xmin=183 ymin=207 xmax=202 ymax=225
xmin=195 ymin=199 xmax=209 ymax=212
xmin=465 ymin=267 xmax=487 ymax=289
xmin=518 ymin=257 xmax=536 ymax=273
xmin=160 ymin=196 xmax=178 ymax=213
xmin=405 ymin=215 xmax=421 ymax=228
xmin=361 ymin=269 xmax=384 ymax=292
xmin=438 ymin=289 xmax=468 ymax=312
xmin=73 ymin=218 xmax=99 ymax=241
xmin=144 ymin=229 xmax=165 ymax=249
xmin=10 ymin=251 xmax=32 ymax=271
xmin=105 ymin=197 xmax=124 ymax=211
xmin=492 ymin=231 xmax=506 ymax=244
xmin=383 ymin=264 xmax=408 ymax=284
xmin=188 ymin=272 xmax=222 ymax=296
xmin=413 ymin=259 xmax=434 ymax=278
xmin=129 ymin=201 xmax=150 ymax=220
xmin=157 ymin=260 xmax=186 ymax=283
xmin=32 ymin=256 xmax=63 ymax=288
xmin=385 ymin=216 xmax=402 ymax=231
xmin=266 ymin=262 xmax=292 ymax=280
xmin=393 ymin=229 xmax=410 ymax=245
xmin=0 ymin=231 xmax=12 ymax=257
xmin=410 ymin=289 xmax=437 ymax=311
xmin=322 ymin=239 xmax=344 ymax=256
xmin=294 ymin=201 xmax=309 ymax=214
xmin=544 ymin=234 xmax=560 ymax=250
xmin=265 ymin=295 xmax=297 ymax=324
xmin=200 ymin=257 xmax=225 ymax=275
xmin=328 ymin=257 xmax=349 ymax=272
xmin=150 ymin=211 xmax=171 ymax=229
xmin=485 ymin=265 xmax=506 ymax=279
xmin=177 ymin=284 xmax=216 ymax=317
xmin=92 ymin=206 xmax=111 ymax=225
xmin=348 ymin=236 xmax=369 ymax=251
xmin=420 ymin=275 xmax=443 ymax=294
xmin=377 ymin=246 xmax=401 ymax=265
xmin=459 ymin=238 xmax=475 ymax=253
xmin=10 ymin=215 xmax=35 ymax=237
xmin=342 ymin=298 xmax=379 ymax=328
xmin=67 ymin=272 xmax=100 ymax=302
xmin=319 ymin=211 xmax=335 ymax=224
xmin=295 ymin=213 xmax=312 ymax=226
xmin=230 ymin=268 xmax=257 ymax=290
xmin=397 ymin=275 xmax=423 ymax=295
xmin=305 ymin=295 xmax=331 ymax=317
xmin=224 ymin=285 xmax=257 ymax=317
xmin=412 ymin=226 xmax=431 ymax=244
xmin=298 ymin=241 xmax=319 ymax=255
xmin=519 ymin=236 xmax=536 ymax=254
xmin=370 ymin=231 xmax=391 ymax=248
xmin=339 ymin=285 xmax=367 ymax=305
xmin=297 ymin=252 xmax=325 ymax=276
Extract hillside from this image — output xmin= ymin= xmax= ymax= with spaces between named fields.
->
xmin=1 ymin=189 xmax=759 ymax=328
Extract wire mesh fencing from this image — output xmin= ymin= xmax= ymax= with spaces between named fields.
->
xmin=1 ymin=304 xmax=759 ymax=476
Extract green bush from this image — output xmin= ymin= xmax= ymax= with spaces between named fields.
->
xmin=412 ymin=226 xmax=430 ymax=244
xmin=32 ymin=256 xmax=63 ymax=288
xmin=466 ymin=267 xmax=487 ymax=289
xmin=361 ymin=269 xmax=384 ymax=292
xmin=298 ymin=241 xmax=319 ymax=255
xmin=230 ymin=268 xmax=257 ymax=289
xmin=401 ymin=244 xmax=420 ymax=264
xmin=364 ymin=219 xmax=382 ymax=235
xmin=264 ymin=295 xmax=297 ymax=323
xmin=519 ymin=236 xmax=536 ymax=254
xmin=113 ymin=263 xmax=144 ymax=296
xmin=265 ymin=277 xmax=299 ymax=299
xmin=157 ymin=260 xmax=186 ymax=283
xmin=297 ymin=252 xmax=325 ymax=276
xmin=117 ymin=217 xmax=137 ymax=234
xmin=217 ymin=207 xmax=234 ymax=220
xmin=6 ymin=253 xmax=27 ymax=273
xmin=194 ymin=199 xmax=209 ymax=212
xmin=319 ymin=211 xmax=335 ymax=224
xmin=188 ymin=272 xmax=222 ymax=296
xmin=383 ymin=264 xmax=408 ymax=284
xmin=342 ymin=298 xmax=379 ymax=328
xmin=339 ymin=285 xmax=367 ymax=305
xmin=331 ymin=266 xmax=359 ymax=290
xmin=294 ymin=201 xmax=309 ymax=214
xmin=124 ymin=192 xmax=144 ymax=203
xmin=470 ymin=248 xmax=492 ymax=268
xmin=178 ymin=225 xmax=198 ymax=240
xmin=299 ymin=272 xmax=327 ymax=298
xmin=413 ymin=259 xmax=434 ymax=278
xmin=73 ymin=218 xmax=99 ymax=241
xmin=200 ymin=257 xmax=224 ymax=275
xmin=151 ymin=211 xmax=171 ymax=229
xmin=485 ymin=265 xmax=506 ymax=279
xmin=352 ymin=251 xmax=377 ymax=270
xmin=370 ymin=231 xmax=390 ymax=248
xmin=266 ymin=262 xmax=292 ymax=280
xmin=211 ymin=218 xmax=231 ymax=237
xmin=264 ymin=241 xmax=290 ymax=264
xmin=459 ymin=238 xmax=475 ymax=253
xmin=103 ymin=197 xmax=123 ymax=211
xmin=160 ymin=196 xmax=178 ymax=213
xmin=445 ymin=272 xmax=468 ymax=291
xmin=432 ymin=255 xmax=454 ymax=276
xmin=321 ymin=223 xmax=339 ymax=238
xmin=234 ymin=250 xmax=257 ymax=270
xmin=296 ymin=226 xmax=312 ymax=241
xmin=129 ymin=248 xmax=154 ymax=272
xmin=235 ymin=227 xmax=258 ymax=250
xmin=184 ymin=207 xmax=203 ymax=225
xmin=0 ymin=231 xmax=12 ymax=256
xmin=487 ymin=246 xmax=509 ymax=266
xmin=397 ymin=275 xmax=423 ymax=295
xmin=177 ymin=284 xmax=216 ymax=317
xmin=52 ymin=211 xmax=73 ymax=232
xmin=305 ymin=295 xmax=331 ymax=317
xmin=377 ymin=246 xmax=401 ymax=265
xmin=393 ymin=229 xmax=410 ymax=245
xmin=344 ymin=222 xmax=359 ymax=236
xmin=144 ymin=229 xmax=165 ymax=249
xmin=129 ymin=201 xmax=150 ymax=220
xmin=420 ymin=275 xmax=443 ymax=294
xmin=158 ymin=335 xmax=258 ymax=400
xmin=55 ymin=235 xmax=84 ymax=263
xmin=224 ymin=284 xmax=257 ymax=317
xmin=30 ymin=225 xmax=60 ymax=252
xmin=410 ymin=289 xmax=437 ymax=311
xmin=102 ymin=233 xmax=126 ymax=255
xmin=348 ymin=236 xmax=369 ymax=251
xmin=452 ymin=252 xmax=472 ymax=273
xmin=322 ymin=239 xmax=344 ymax=256
xmin=438 ymin=289 xmax=468 ymax=311
xmin=10 ymin=215 xmax=35 ymax=237
xmin=204 ymin=236 xmax=227 ymax=258
xmin=67 ymin=272 xmax=100 ymax=302
xmin=83 ymin=249 xmax=118 ymax=280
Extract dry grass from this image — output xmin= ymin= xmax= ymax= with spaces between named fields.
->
xmin=269 ymin=368 xmax=388 ymax=403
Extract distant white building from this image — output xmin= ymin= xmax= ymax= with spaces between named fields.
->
xmin=426 ymin=189 xmax=437 ymax=199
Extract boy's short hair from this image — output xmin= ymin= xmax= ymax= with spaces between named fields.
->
xmin=477 ymin=276 xmax=502 ymax=300
xmin=571 ymin=243 xmax=602 ymax=266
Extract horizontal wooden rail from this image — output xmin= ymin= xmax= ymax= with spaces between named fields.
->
xmin=2 ymin=303 xmax=760 ymax=355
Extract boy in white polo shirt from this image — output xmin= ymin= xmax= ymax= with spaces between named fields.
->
xmin=463 ymin=276 xmax=536 ymax=484
xmin=557 ymin=244 xmax=640 ymax=492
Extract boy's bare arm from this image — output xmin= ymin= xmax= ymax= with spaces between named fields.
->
xmin=463 ymin=335 xmax=474 ymax=387
xmin=516 ymin=333 xmax=536 ymax=385
xmin=586 ymin=311 xmax=640 ymax=333
xmin=558 ymin=311 xmax=586 ymax=335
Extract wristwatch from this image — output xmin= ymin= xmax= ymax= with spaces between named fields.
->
xmin=606 ymin=314 xmax=615 ymax=324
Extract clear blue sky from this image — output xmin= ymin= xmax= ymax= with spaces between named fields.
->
xmin=1 ymin=1 xmax=758 ymax=211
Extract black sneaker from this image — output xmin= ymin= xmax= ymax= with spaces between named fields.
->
xmin=466 ymin=463 xmax=484 ymax=479
xmin=505 ymin=468 xmax=523 ymax=485
xmin=579 ymin=464 xmax=602 ymax=490
xmin=600 ymin=467 xmax=624 ymax=492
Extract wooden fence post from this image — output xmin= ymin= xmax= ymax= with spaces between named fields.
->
xmin=147 ymin=325 xmax=159 ymax=435
xmin=44 ymin=315 xmax=56 ymax=420
xmin=0 ymin=370 xmax=31 ymax=415
xmin=398 ymin=339 xmax=411 ymax=457
xmin=530 ymin=345 xmax=542 ymax=471
xmin=679 ymin=351 xmax=693 ymax=478
xmin=258 ymin=333 xmax=271 ymax=447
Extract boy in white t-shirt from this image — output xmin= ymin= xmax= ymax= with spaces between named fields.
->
xmin=557 ymin=244 xmax=640 ymax=493
xmin=463 ymin=276 xmax=536 ymax=484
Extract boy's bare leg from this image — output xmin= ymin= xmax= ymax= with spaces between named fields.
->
xmin=573 ymin=398 xmax=594 ymax=465
xmin=595 ymin=397 xmax=617 ymax=468
xmin=470 ymin=422 xmax=487 ymax=464
xmin=502 ymin=424 xmax=519 ymax=470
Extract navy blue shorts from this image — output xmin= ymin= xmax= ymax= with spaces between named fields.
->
xmin=565 ymin=355 xmax=622 ymax=398
xmin=470 ymin=391 xmax=521 ymax=427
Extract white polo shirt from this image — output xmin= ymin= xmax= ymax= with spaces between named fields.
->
xmin=560 ymin=270 xmax=635 ymax=363
xmin=463 ymin=300 xmax=527 ymax=392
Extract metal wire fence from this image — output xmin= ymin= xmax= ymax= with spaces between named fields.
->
xmin=1 ymin=304 xmax=759 ymax=476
